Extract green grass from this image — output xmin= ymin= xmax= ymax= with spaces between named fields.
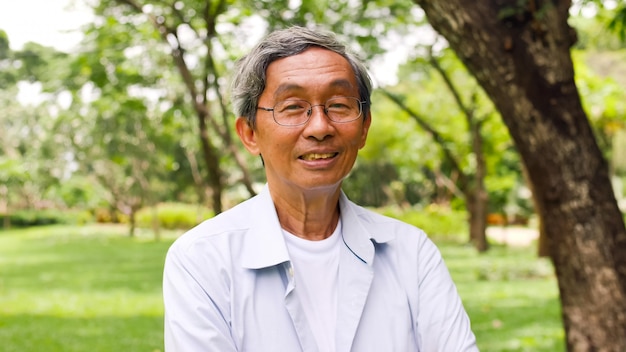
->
xmin=443 ymin=243 xmax=564 ymax=351
xmin=0 ymin=224 xmax=565 ymax=351
xmin=0 ymin=224 xmax=179 ymax=352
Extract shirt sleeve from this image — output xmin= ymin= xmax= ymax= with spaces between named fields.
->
xmin=416 ymin=237 xmax=479 ymax=351
xmin=163 ymin=242 xmax=237 ymax=352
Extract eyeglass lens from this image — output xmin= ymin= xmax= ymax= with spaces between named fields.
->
xmin=272 ymin=97 xmax=362 ymax=126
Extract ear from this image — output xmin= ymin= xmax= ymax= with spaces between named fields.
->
xmin=236 ymin=117 xmax=261 ymax=155
xmin=358 ymin=111 xmax=372 ymax=149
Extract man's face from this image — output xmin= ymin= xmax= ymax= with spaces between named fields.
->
xmin=236 ymin=47 xmax=371 ymax=195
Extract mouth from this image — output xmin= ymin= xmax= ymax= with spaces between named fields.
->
xmin=299 ymin=152 xmax=338 ymax=161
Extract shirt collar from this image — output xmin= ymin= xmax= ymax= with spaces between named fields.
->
xmin=240 ymin=185 xmax=395 ymax=269
xmin=240 ymin=185 xmax=291 ymax=269
xmin=338 ymin=191 xmax=394 ymax=264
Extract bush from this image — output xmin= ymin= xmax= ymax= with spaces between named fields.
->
xmin=378 ymin=205 xmax=468 ymax=240
xmin=0 ymin=209 xmax=93 ymax=228
xmin=136 ymin=203 xmax=214 ymax=230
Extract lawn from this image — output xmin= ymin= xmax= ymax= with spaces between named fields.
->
xmin=442 ymin=243 xmax=564 ymax=351
xmin=0 ymin=224 xmax=175 ymax=352
xmin=0 ymin=224 xmax=564 ymax=351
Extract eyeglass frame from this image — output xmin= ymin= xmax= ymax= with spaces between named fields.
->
xmin=256 ymin=96 xmax=367 ymax=127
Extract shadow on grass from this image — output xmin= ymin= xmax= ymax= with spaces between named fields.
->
xmin=0 ymin=314 xmax=163 ymax=352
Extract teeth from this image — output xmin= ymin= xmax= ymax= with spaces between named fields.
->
xmin=302 ymin=153 xmax=335 ymax=161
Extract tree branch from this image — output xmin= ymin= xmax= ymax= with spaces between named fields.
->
xmin=380 ymin=88 xmax=468 ymax=189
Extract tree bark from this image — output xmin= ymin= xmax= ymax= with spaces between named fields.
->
xmin=522 ymin=162 xmax=550 ymax=257
xmin=197 ymin=109 xmax=224 ymax=213
xmin=0 ymin=185 xmax=10 ymax=229
xmin=414 ymin=0 xmax=626 ymax=349
xmin=465 ymin=116 xmax=489 ymax=252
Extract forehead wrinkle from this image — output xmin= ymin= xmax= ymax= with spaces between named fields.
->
xmin=271 ymin=79 xmax=356 ymax=100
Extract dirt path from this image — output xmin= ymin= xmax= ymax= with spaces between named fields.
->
xmin=486 ymin=226 xmax=539 ymax=247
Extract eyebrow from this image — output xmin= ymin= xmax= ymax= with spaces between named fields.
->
xmin=272 ymin=79 xmax=356 ymax=99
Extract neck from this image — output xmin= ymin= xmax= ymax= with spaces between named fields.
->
xmin=270 ymin=185 xmax=341 ymax=241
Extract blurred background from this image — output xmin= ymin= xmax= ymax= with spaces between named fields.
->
xmin=1 ymin=0 xmax=625 ymax=351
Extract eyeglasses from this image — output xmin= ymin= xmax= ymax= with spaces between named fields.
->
xmin=257 ymin=97 xmax=365 ymax=126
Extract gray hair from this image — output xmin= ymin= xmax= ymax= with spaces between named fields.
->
xmin=231 ymin=26 xmax=372 ymax=128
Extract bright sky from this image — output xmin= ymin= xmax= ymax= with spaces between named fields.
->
xmin=0 ymin=0 xmax=93 ymax=51
xmin=0 ymin=0 xmax=93 ymax=104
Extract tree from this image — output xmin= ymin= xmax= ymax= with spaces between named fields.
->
xmin=90 ymin=0 xmax=259 ymax=213
xmin=381 ymin=46 xmax=499 ymax=252
xmin=413 ymin=0 xmax=626 ymax=349
xmin=0 ymin=39 xmax=79 ymax=213
xmin=59 ymin=20 xmax=197 ymax=236
xmin=578 ymin=0 xmax=626 ymax=42
xmin=85 ymin=0 xmax=425 ymax=213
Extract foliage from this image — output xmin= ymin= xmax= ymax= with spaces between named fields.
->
xmin=344 ymin=160 xmax=399 ymax=207
xmin=0 ymin=209 xmax=92 ymax=228
xmin=378 ymin=204 xmax=468 ymax=240
xmin=571 ymin=14 xmax=626 ymax=50
xmin=368 ymin=48 xmax=522 ymax=215
xmin=44 ymin=175 xmax=111 ymax=210
xmin=359 ymin=90 xmax=441 ymax=207
xmin=65 ymin=15 xmax=188 ymax=220
xmin=0 ymin=0 xmax=624 ymax=246
xmin=0 ymin=43 xmax=78 ymax=211
xmin=135 ymin=202 xmax=214 ymax=230
xmin=576 ymin=0 xmax=626 ymax=42
xmin=573 ymin=50 xmax=626 ymax=160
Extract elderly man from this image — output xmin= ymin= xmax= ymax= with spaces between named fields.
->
xmin=163 ymin=26 xmax=477 ymax=352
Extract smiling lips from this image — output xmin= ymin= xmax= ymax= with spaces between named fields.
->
xmin=300 ymin=152 xmax=338 ymax=161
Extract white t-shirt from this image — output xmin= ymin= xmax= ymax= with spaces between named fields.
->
xmin=283 ymin=220 xmax=342 ymax=352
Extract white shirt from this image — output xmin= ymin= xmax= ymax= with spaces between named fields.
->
xmin=163 ymin=185 xmax=478 ymax=351
xmin=283 ymin=221 xmax=341 ymax=352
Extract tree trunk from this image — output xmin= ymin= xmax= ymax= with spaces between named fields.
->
xmin=151 ymin=204 xmax=161 ymax=242
xmin=129 ymin=206 xmax=136 ymax=237
xmin=414 ymin=0 xmax=626 ymax=349
xmin=198 ymin=114 xmax=224 ymax=214
xmin=427 ymin=54 xmax=491 ymax=251
xmin=0 ymin=185 xmax=9 ymax=229
xmin=522 ymin=163 xmax=550 ymax=257
xmin=466 ymin=190 xmax=489 ymax=252
xmin=185 ymin=148 xmax=210 ymax=206
xmin=467 ymin=103 xmax=489 ymax=252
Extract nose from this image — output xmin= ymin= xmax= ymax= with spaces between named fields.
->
xmin=306 ymin=104 xmax=327 ymax=118
xmin=304 ymin=104 xmax=334 ymax=140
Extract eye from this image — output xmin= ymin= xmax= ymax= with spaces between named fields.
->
xmin=327 ymin=102 xmax=349 ymax=110
xmin=277 ymin=100 xmax=308 ymax=113
xmin=326 ymin=97 xmax=353 ymax=111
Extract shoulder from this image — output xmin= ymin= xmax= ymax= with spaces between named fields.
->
xmin=167 ymin=196 xmax=257 ymax=256
xmin=346 ymin=200 xmax=428 ymax=243
xmin=341 ymin=198 xmax=443 ymax=272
